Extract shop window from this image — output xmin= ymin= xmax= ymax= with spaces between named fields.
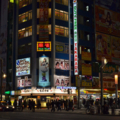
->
xmin=18 ymin=26 xmax=32 ymax=39
xmin=81 ymin=46 xmax=91 ymax=53
xmin=19 ymin=11 xmax=32 ymax=24
xmin=85 ymin=32 xmax=90 ymax=41
xmin=78 ymin=15 xmax=84 ymax=24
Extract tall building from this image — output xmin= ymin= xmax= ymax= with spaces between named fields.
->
xmin=1 ymin=0 xmax=120 ymax=106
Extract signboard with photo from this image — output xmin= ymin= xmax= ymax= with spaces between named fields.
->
xmin=38 ymin=56 xmax=50 ymax=87
xmin=55 ymin=59 xmax=69 ymax=70
xmin=17 ymin=76 xmax=32 ymax=88
xmin=16 ymin=58 xmax=30 ymax=76
xmin=54 ymin=75 xmax=70 ymax=87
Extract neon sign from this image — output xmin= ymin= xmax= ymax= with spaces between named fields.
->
xmin=37 ymin=41 xmax=51 ymax=51
xmin=73 ymin=0 xmax=78 ymax=75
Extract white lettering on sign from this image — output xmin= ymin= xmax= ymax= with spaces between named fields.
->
xmin=73 ymin=0 xmax=78 ymax=75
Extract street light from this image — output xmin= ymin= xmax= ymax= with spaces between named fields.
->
xmin=100 ymin=58 xmax=107 ymax=111
xmin=114 ymin=74 xmax=118 ymax=108
xmin=3 ymin=74 xmax=6 ymax=79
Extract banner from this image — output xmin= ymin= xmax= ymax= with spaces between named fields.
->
xmin=39 ymin=0 xmax=49 ymax=40
xmin=81 ymin=51 xmax=91 ymax=61
xmin=111 ymin=36 xmax=120 ymax=59
xmin=0 ymin=0 xmax=8 ymax=93
xmin=54 ymin=75 xmax=70 ymax=87
xmin=82 ymin=63 xmax=92 ymax=76
xmin=55 ymin=59 xmax=69 ymax=70
xmin=95 ymin=5 xmax=120 ymax=37
xmin=38 ymin=56 xmax=50 ymax=87
xmin=96 ymin=32 xmax=111 ymax=62
xmin=55 ymin=45 xmax=64 ymax=52
xmin=81 ymin=76 xmax=92 ymax=87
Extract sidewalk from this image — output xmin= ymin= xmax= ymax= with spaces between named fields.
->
xmin=22 ymin=108 xmax=86 ymax=114
xmin=21 ymin=108 xmax=120 ymax=116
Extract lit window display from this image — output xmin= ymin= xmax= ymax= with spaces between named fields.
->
xmin=19 ymin=0 xmax=32 ymax=9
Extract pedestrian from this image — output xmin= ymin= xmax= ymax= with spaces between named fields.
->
xmin=57 ymin=100 xmax=61 ymax=111
xmin=51 ymin=100 xmax=55 ymax=112
xmin=47 ymin=100 xmax=50 ymax=110
xmin=112 ymin=101 xmax=115 ymax=115
xmin=13 ymin=99 xmax=17 ymax=110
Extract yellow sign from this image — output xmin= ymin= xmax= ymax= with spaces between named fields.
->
xmin=82 ymin=80 xmax=92 ymax=87
xmin=81 ymin=51 xmax=91 ymax=61
xmin=75 ymin=75 xmax=80 ymax=87
xmin=56 ymin=45 xmax=64 ymax=52
xmin=82 ymin=63 xmax=92 ymax=76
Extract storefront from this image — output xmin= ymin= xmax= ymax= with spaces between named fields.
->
xmin=20 ymin=87 xmax=77 ymax=108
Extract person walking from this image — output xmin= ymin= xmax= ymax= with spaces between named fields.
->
xmin=57 ymin=100 xmax=61 ymax=111
xmin=51 ymin=100 xmax=55 ymax=112
xmin=47 ymin=100 xmax=50 ymax=110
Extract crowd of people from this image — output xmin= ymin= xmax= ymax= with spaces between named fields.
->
xmin=82 ymin=97 xmax=120 ymax=114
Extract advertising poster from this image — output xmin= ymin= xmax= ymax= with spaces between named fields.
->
xmin=38 ymin=56 xmax=50 ymax=87
xmin=55 ymin=59 xmax=69 ymax=70
xmin=82 ymin=63 xmax=92 ymax=76
xmin=59 ymin=28 xmax=64 ymax=36
xmin=55 ymin=10 xmax=60 ymax=19
xmin=81 ymin=76 xmax=92 ymax=87
xmin=95 ymin=5 xmax=120 ymax=37
xmin=92 ymin=77 xmax=99 ymax=88
xmin=17 ymin=76 xmax=32 ymax=88
xmin=55 ymin=45 xmax=64 ymax=52
xmin=81 ymin=51 xmax=91 ymax=61
xmin=96 ymin=32 xmax=111 ymax=62
xmin=111 ymin=36 xmax=120 ymax=59
xmin=16 ymin=58 xmax=30 ymax=76
xmin=95 ymin=0 xmax=120 ymax=12
xmin=60 ymin=12 xmax=64 ymax=20
xmin=39 ymin=0 xmax=49 ymax=40
xmin=54 ymin=75 xmax=70 ymax=87
xmin=0 ymin=0 xmax=8 ymax=93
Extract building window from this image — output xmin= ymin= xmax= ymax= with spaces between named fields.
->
xmin=19 ymin=0 xmax=32 ymax=9
xmin=19 ymin=11 xmax=32 ymax=24
xmin=18 ymin=26 xmax=32 ymax=39
xmin=86 ymin=5 xmax=89 ymax=11
xmin=81 ymin=46 xmax=91 ymax=52
xmin=55 ymin=0 xmax=68 ymax=6
xmin=55 ymin=9 xmax=68 ymax=21
xmin=55 ymin=25 xmax=68 ymax=37
xmin=37 ymin=25 xmax=51 ymax=35
xmin=37 ymin=8 xmax=51 ymax=18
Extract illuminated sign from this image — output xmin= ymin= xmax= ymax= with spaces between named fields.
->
xmin=56 ymin=86 xmax=77 ymax=90
xmin=16 ymin=58 xmax=30 ymax=76
xmin=73 ymin=0 xmax=78 ymax=75
xmin=37 ymin=42 xmax=51 ymax=51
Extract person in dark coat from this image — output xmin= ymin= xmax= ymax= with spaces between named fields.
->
xmin=51 ymin=100 xmax=55 ymax=112
xmin=47 ymin=100 xmax=50 ymax=110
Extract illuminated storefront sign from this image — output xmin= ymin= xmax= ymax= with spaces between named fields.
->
xmin=73 ymin=0 xmax=78 ymax=75
xmin=37 ymin=42 xmax=51 ymax=51
xmin=56 ymin=86 xmax=77 ymax=90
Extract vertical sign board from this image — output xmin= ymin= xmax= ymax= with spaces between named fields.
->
xmin=73 ymin=0 xmax=78 ymax=75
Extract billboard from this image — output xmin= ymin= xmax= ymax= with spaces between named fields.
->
xmin=81 ymin=51 xmax=91 ymax=61
xmin=82 ymin=63 xmax=92 ymax=76
xmin=37 ymin=41 xmax=51 ymax=51
xmin=95 ymin=5 xmax=120 ymax=37
xmin=111 ymin=36 xmax=120 ymax=59
xmin=81 ymin=76 xmax=92 ymax=87
xmin=54 ymin=75 xmax=70 ymax=87
xmin=73 ymin=0 xmax=78 ymax=75
xmin=17 ymin=76 xmax=32 ymax=88
xmin=55 ymin=59 xmax=69 ymax=70
xmin=38 ymin=56 xmax=50 ymax=87
xmin=96 ymin=32 xmax=111 ymax=62
xmin=16 ymin=58 xmax=30 ymax=76
xmin=95 ymin=0 xmax=120 ymax=12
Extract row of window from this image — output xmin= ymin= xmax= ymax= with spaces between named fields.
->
xmin=18 ymin=25 xmax=68 ymax=39
xmin=18 ymin=26 xmax=32 ymax=39
xmin=18 ymin=43 xmax=31 ymax=55
xmin=19 ymin=0 xmax=32 ymax=9
xmin=19 ymin=10 xmax=32 ymax=24
xmin=55 ymin=9 xmax=68 ymax=21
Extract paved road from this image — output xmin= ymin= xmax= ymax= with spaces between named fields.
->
xmin=0 ymin=111 xmax=120 ymax=120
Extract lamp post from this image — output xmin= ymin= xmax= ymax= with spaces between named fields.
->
xmin=100 ymin=58 xmax=107 ymax=111
xmin=114 ymin=74 xmax=118 ymax=108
